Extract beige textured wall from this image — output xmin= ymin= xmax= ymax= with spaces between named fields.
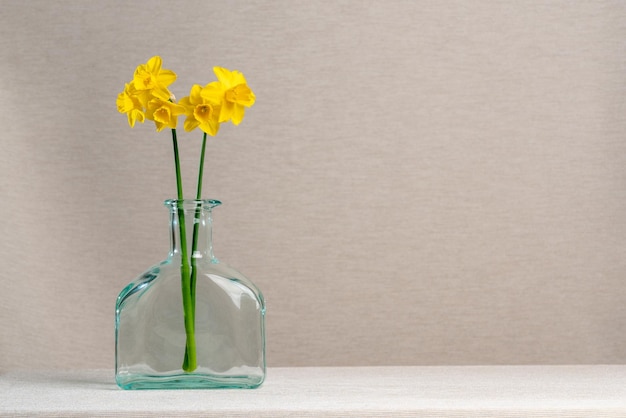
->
xmin=1 ymin=0 xmax=626 ymax=370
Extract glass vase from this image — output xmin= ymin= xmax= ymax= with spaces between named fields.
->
xmin=115 ymin=199 xmax=266 ymax=390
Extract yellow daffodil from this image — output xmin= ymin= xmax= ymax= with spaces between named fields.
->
xmin=179 ymin=85 xmax=222 ymax=136
xmin=201 ymin=67 xmax=255 ymax=125
xmin=146 ymin=98 xmax=185 ymax=132
xmin=116 ymin=83 xmax=145 ymax=127
xmin=132 ymin=56 xmax=177 ymax=102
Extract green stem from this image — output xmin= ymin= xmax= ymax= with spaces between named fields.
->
xmin=172 ymin=128 xmax=185 ymax=201
xmin=190 ymin=133 xmax=208 ymax=306
xmin=172 ymin=128 xmax=197 ymax=372
xmin=184 ymin=133 xmax=208 ymax=366
xmin=196 ymin=133 xmax=208 ymax=199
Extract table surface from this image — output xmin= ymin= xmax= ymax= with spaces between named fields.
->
xmin=1 ymin=366 xmax=625 ymax=417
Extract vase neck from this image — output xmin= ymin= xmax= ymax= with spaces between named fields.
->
xmin=166 ymin=199 xmax=221 ymax=262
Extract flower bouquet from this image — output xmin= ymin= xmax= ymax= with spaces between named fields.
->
xmin=114 ymin=56 xmax=265 ymax=390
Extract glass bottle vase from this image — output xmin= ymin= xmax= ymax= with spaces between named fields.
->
xmin=115 ymin=199 xmax=266 ymax=389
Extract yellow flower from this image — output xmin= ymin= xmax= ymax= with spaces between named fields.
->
xmin=179 ymin=85 xmax=222 ymax=136
xmin=116 ymin=83 xmax=145 ymax=127
xmin=202 ymin=67 xmax=255 ymax=125
xmin=132 ymin=56 xmax=177 ymax=102
xmin=146 ymin=98 xmax=186 ymax=132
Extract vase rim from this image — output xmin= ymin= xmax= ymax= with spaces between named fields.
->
xmin=164 ymin=199 xmax=222 ymax=209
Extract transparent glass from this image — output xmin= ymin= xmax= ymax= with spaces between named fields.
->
xmin=115 ymin=199 xmax=265 ymax=390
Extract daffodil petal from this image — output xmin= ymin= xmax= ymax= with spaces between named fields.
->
xmin=157 ymin=69 xmax=177 ymax=87
xmin=128 ymin=109 xmax=145 ymax=127
xmin=213 ymin=67 xmax=231 ymax=85
xmin=200 ymin=119 xmax=220 ymax=136
xmin=189 ymin=84 xmax=204 ymax=104
xmin=231 ymin=70 xmax=247 ymax=86
xmin=172 ymin=102 xmax=186 ymax=116
xmin=151 ymin=87 xmax=172 ymax=101
xmin=200 ymin=82 xmax=224 ymax=103
xmin=184 ymin=116 xmax=200 ymax=132
xmin=179 ymin=96 xmax=192 ymax=109
xmin=146 ymin=56 xmax=162 ymax=73
xmin=231 ymin=104 xmax=244 ymax=125
xmin=116 ymin=92 xmax=130 ymax=113
xmin=219 ymin=100 xmax=234 ymax=123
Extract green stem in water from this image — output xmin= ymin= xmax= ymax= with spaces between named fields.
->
xmin=172 ymin=128 xmax=197 ymax=372
xmin=184 ymin=132 xmax=208 ymax=370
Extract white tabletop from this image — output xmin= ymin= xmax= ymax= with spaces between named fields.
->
xmin=1 ymin=366 xmax=625 ymax=417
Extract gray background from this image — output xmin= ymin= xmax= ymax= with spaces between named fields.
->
xmin=1 ymin=0 xmax=625 ymax=370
